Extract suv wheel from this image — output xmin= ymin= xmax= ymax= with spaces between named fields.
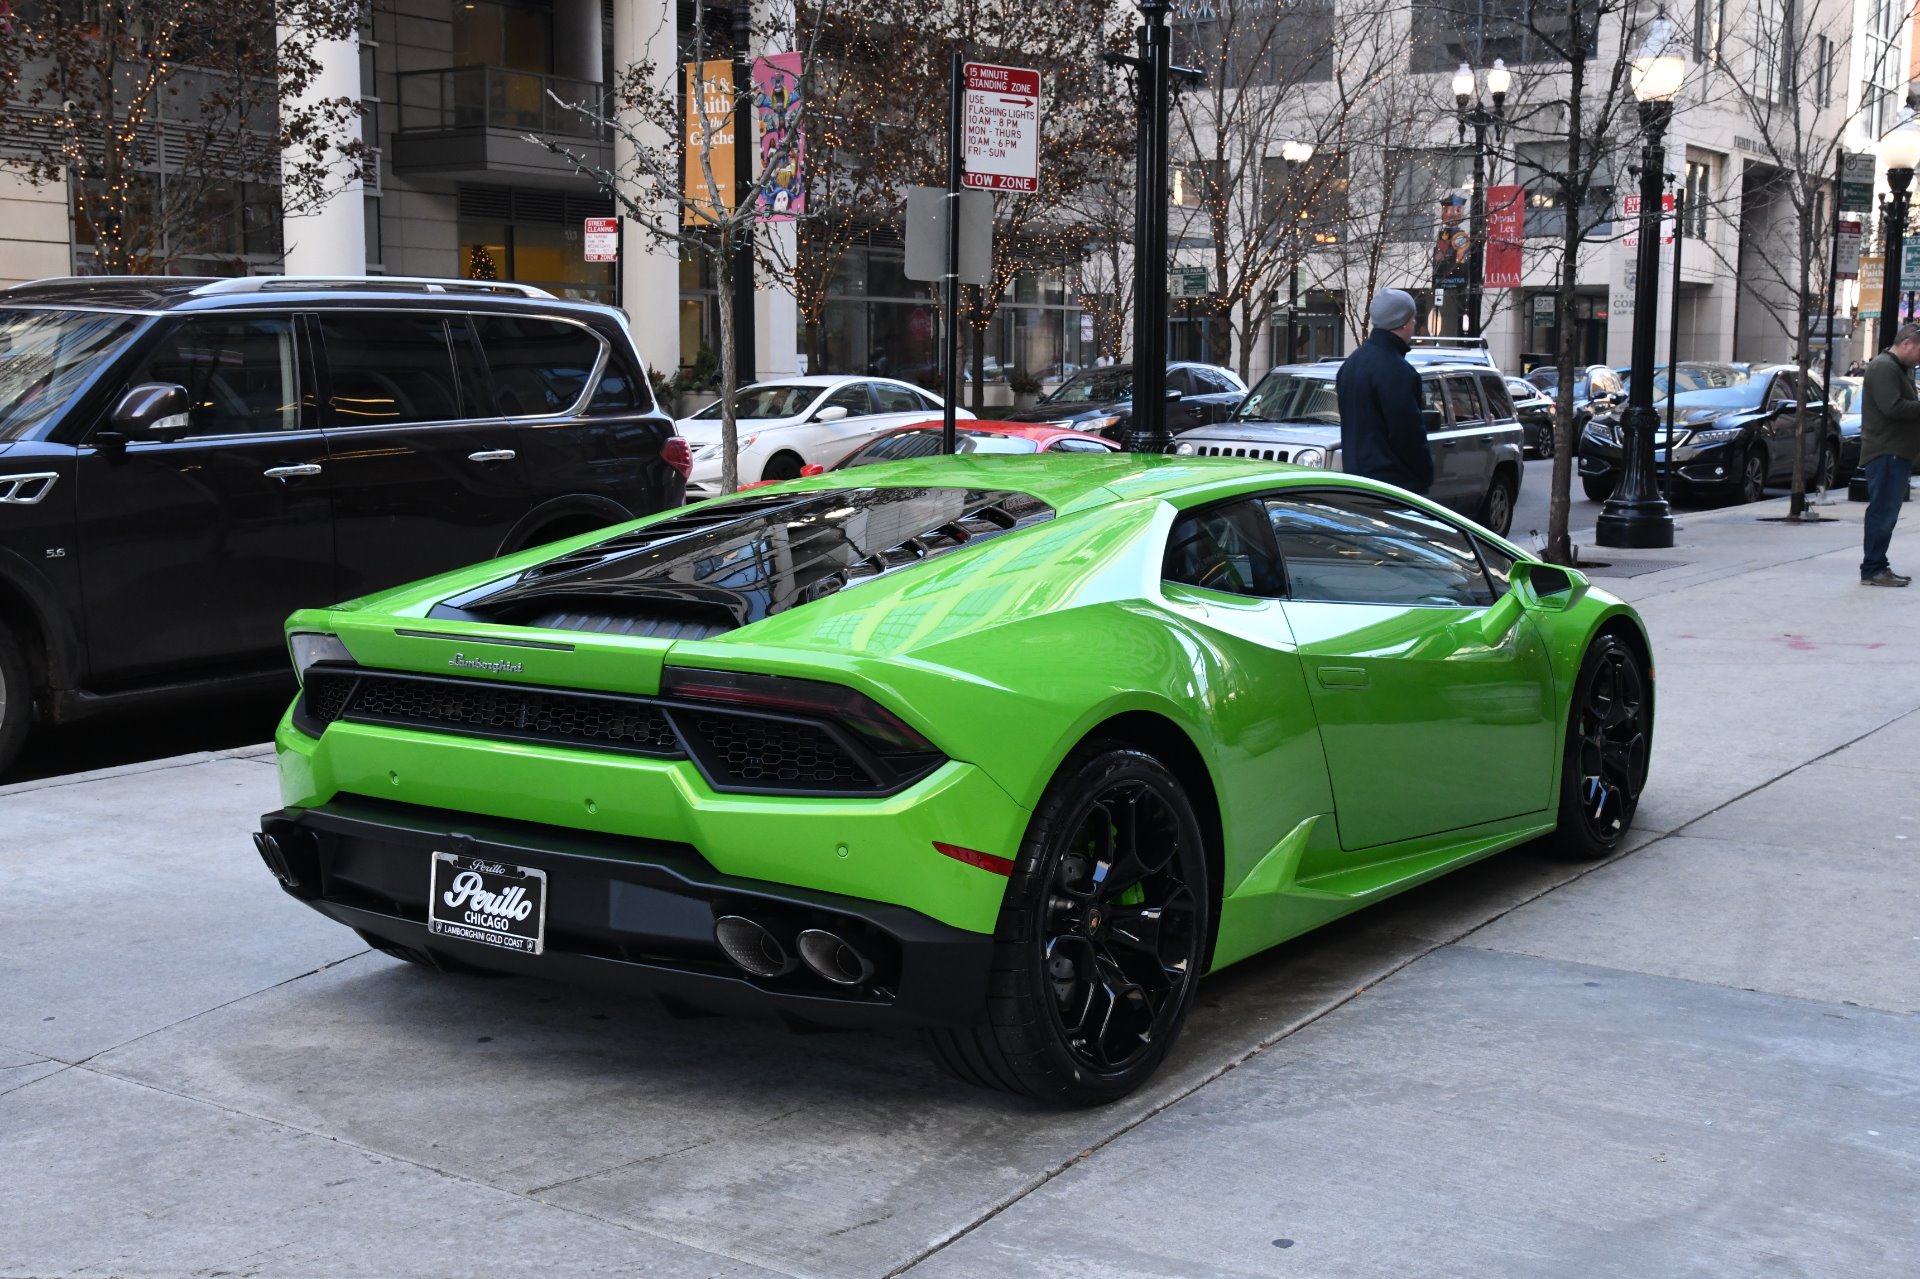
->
xmin=1479 ymin=471 xmax=1517 ymax=536
xmin=0 ymin=619 xmax=32 ymax=777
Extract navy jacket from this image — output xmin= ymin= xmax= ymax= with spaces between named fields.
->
xmin=1335 ymin=329 xmax=1433 ymax=494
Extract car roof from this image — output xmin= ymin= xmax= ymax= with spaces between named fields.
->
xmin=0 ymin=274 xmax=626 ymax=323
xmin=883 ymin=419 xmax=1114 ymax=445
xmin=741 ymin=374 xmax=921 ymax=389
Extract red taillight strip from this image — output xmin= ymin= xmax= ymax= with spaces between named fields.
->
xmin=933 ymin=841 xmax=1015 ymax=877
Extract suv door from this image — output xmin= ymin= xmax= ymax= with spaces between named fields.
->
xmin=74 ymin=312 xmax=334 ymax=682
xmin=1432 ymin=375 xmax=1493 ymax=512
xmin=1419 ymin=375 xmax=1466 ymax=508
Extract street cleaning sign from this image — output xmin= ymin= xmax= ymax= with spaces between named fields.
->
xmin=962 ymin=62 xmax=1040 ymax=193
xmin=583 ymin=218 xmax=618 ymax=263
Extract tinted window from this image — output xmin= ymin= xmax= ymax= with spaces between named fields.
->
xmin=1475 ymin=536 xmax=1516 ymax=597
xmin=1169 ymin=368 xmax=1200 ymax=395
xmin=1420 ymin=377 xmax=1448 ymax=433
xmin=1234 ymin=370 xmax=1340 ymax=423
xmin=319 ymin=313 xmax=460 ymax=426
xmin=1268 ymin=491 xmax=1493 ymax=607
xmin=1049 ymin=436 xmax=1115 ymax=453
xmin=136 ymin=315 xmax=300 ymax=437
xmin=1163 ymin=499 xmax=1284 ymax=597
xmin=872 ymin=382 xmax=924 ymax=413
xmin=1443 ymin=375 xmax=1486 ymax=423
xmin=693 ymin=384 xmax=819 ymax=420
xmin=475 ymin=316 xmax=602 ymax=417
xmin=1048 ymin=369 xmax=1134 ymax=404
xmin=587 ymin=349 xmax=653 ymax=414
xmin=843 ymin=429 xmax=1040 ymax=466
xmin=822 ymin=382 xmax=873 ymax=416
xmin=1479 ymin=374 xmax=1516 ymax=419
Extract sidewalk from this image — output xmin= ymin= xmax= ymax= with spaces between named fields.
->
xmin=4 ymin=490 xmax=1916 ymax=1278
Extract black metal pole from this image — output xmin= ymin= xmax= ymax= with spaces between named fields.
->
xmin=1285 ymin=250 xmax=1299 ymax=364
xmin=1664 ymin=188 xmax=1684 ymax=500
xmin=1596 ymin=98 xmax=1676 ymax=549
xmin=941 ymin=52 xmax=962 ymax=454
xmin=731 ymin=3 xmax=756 ymax=382
xmin=1466 ymin=118 xmax=1487 ymax=338
xmin=1123 ymin=0 xmax=1172 ymax=453
xmin=1879 ymin=170 xmax=1913 ymax=351
xmin=1821 ymin=152 xmax=1842 ymax=400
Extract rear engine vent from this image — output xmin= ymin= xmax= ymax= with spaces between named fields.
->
xmin=299 ymin=668 xmax=680 ymax=757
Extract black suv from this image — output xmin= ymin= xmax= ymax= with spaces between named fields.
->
xmin=0 ymin=276 xmax=688 ymax=774
xmin=1005 ymin=362 xmax=1248 ymax=439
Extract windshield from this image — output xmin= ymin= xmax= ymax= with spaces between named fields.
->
xmin=1649 ymin=364 xmax=1731 ymax=395
xmin=843 ymin=429 xmax=1040 ymax=467
xmin=1669 ymin=368 xmax=1765 ymax=410
xmin=1233 ymin=371 xmax=1340 ymax=424
xmin=692 ymin=383 xmax=820 ymax=420
xmin=0 ymin=308 xmax=144 ymax=440
xmin=1832 ymin=378 xmax=1861 ymax=413
xmin=1044 ymin=369 xmax=1134 ymax=404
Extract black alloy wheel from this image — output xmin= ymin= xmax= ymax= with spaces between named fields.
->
xmin=1813 ymin=440 xmax=1838 ymax=492
xmin=1548 ymin=632 xmax=1650 ymax=860
xmin=927 ymin=746 xmax=1208 ymax=1105
xmin=1535 ymin=421 xmax=1556 ymax=459
xmin=1480 ymin=473 xmax=1517 ymax=537
xmin=1737 ymin=449 xmax=1768 ymax=504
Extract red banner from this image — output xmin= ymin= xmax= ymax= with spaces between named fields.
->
xmin=1485 ymin=184 xmax=1524 ymax=288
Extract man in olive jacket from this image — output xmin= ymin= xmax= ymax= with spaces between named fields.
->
xmin=1336 ymin=288 xmax=1433 ymax=494
xmin=1858 ymin=323 xmax=1920 ymax=586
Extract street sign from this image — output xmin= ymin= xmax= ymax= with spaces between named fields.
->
xmin=583 ymin=217 xmax=618 ymax=262
xmin=903 ymin=186 xmax=992 ymax=285
xmin=962 ymin=62 xmax=1041 ymax=193
xmin=1837 ymin=217 xmax=1862 ymax=280
xmin=1170 ymin=267 xmax=1209 ymax=297
xmin=1621 ymin=193 xmax=1675 ymax=247
xmin=1841 ymin=152 xmax=1877 ymax=212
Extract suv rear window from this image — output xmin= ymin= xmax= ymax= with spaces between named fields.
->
xmin=319 ymin=313 xmax=461 ymax=425
xmin=475 ymin=316 xmax=603 ymax=417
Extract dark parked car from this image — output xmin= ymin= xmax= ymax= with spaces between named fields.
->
xmin=1831 ymin=375 xmax=1863 ymax=482
xmin=1505 ymin=376 xmax=1558 ymax=458
xmin=1578 ymin=362 xmax=1840 ymax=504
xmin=0 ymin=275 xmax=689 ymax=774
xmin=1170 ymin=360 xmax=1526 ymax=535
xmin=1005 ymin=362 xmax=1247 ymax=441
xmin=1526 ymin=363 xmax=1625 ymax=440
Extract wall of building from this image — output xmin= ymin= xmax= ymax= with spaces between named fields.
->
xmin=0 ymin=171 xmax=71 ymax=285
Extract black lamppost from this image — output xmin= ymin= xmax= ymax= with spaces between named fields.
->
xmin=1875 ymin=112 xmax=1920 ymax=351
xmin=1597 ymin=21 xmax=1683 ymax=550
xmin=1452 ymin=58 xmax=1509 ymax=339
xmin=1118 ymin=0 xmax=1175 ymax=453
xmin=1281 ymin=138 xmax=1313 ymax=365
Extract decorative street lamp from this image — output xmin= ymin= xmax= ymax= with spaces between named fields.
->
xmin=1280 ymin=138 xmax=1314 ymax=365
xmin=1452 ymin=58 xmax=1509 ymax=338
xmin=1596 ymin=18 xmax=1684 ymax=550
xmin=1874 ymin=109 xmax=1920 ymax=351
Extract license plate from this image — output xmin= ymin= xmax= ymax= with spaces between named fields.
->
xmin=427 ymin=852 xmax=547 ymax=955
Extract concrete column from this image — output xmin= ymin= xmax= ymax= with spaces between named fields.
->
xmin=553 ymin=0 xmax=604 ymax=84
xmin=613 ymin=0 xmax=680 ymax=374
xmin=280 ymin=27 xmax=366 ymax=276
xmin=751 ymin=0 xmax=800 ymax=378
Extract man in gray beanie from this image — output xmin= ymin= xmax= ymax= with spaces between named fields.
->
xmin=1335 ymin=287 xmax=1433 ymax=494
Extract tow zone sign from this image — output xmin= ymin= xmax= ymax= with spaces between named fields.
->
xmin=963 ymin=62 xmax=1040 ymax=194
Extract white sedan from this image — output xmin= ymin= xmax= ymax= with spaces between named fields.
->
xmin=677 ymin=375 xmax=974 ymax=496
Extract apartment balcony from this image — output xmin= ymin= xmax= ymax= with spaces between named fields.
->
xmin=393 ymin=66 xmax=610 ymax=186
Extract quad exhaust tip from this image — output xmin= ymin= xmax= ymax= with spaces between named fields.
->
xmin=713 ymin=915 xmax=796 ymax=978
xmin=252 ymin=832 xmax=300 ymax=889
xmin=797 ymin=928 xmax=874 ymax=986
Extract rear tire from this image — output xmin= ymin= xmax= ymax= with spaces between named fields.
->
xmin=926 ymin=746 xmax=1209 ymax=1106
xmin=1545 ymin=633 xmax=1650 ymax=861
xmin=1736 ymin=448 xmax=1767 ymax=504
xmin=1535 ymin=423 xmax=1556 ymax=460
xmin=0 ymin=619 xmax=33 ymax=778
xmin=1581 ymin=476 xmax=1614 ymax=503
xmin=1479 ymin=471 xmax=1517 ymax=536
xmin=1813 ymin=440 xmax=1838 ymax=492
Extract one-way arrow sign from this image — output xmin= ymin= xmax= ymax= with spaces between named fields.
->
xmin=963 ymin=62 xmax=1041 ymax=194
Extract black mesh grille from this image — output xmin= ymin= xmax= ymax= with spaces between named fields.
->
xmin=302 ymin=670 xmax=681 ymax=757
xmin=679 ymin=713 xmax=870 ymax=789
xmin=304 ymin=670 xmax=356 ymax=723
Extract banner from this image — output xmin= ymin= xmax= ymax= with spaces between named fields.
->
xmin=1860 ymin=255 xmax=1883 ymax=320
xmin=684 ymin=60 xmax=736 ymax=226
xmin=1433 ymin=193 xmax=1468 ymax=290
xmin=1484 ymin=184 xmax=1524 ymax=288
xmin=752 ymin=53 xmax=803 ymax=220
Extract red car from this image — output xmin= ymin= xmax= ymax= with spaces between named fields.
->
xmin=739 ymin=420 xmax=1117 ymax=487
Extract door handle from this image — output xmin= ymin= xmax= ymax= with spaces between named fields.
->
xmin=263 ymin=464 xmax=323 ymax=480
xmin=1316 ymin=665 xmax=1368 ymax=689
xmin=468 ymin=449 xmax=517 ymax=464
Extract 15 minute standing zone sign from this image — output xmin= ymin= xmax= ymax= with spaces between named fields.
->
xmin=963 ymin=62 xmax=1041 ymax=194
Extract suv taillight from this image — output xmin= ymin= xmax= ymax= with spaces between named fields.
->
xmin=662 ymin=436 xmax=693 ymax=478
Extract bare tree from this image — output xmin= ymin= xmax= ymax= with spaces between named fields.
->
xmin=0 ymin=0 xmax=368 ymax=274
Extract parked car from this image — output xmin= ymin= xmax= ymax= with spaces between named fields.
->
xmin=677 ymin=375 xmax=972 ymax=497
xmin=1506 ymin=376 xmax=1558 ymax=458
xmin=1578 ymin=362 xmax=1841 ymax=503
xmin=1526 ymin=363 xmax=1625 ymax=438
xmin=1408 ymin=335 xmax=1498 ymax=367
xmin=1830 ymin=375 xmax=1863 ymax=482
xmin=256 ymin=453 xmax=1652 ymax=1104
xmin=1169 ymin=360 xmax=1526 ymax=535
xmin=1005 ymin=362 xmax=1247 ymax=441
xmin=736 ymin=420 xmax=1120 ymax=489
xmin=0 ymin=274 xmax=688 ymax=776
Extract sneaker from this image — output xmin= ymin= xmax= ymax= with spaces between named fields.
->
xmin=1861 ymin=569 xmax=1912 ymax=587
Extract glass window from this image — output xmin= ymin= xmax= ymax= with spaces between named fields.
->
xmin=1478 ymin=375 xmax=1516 ymax=420
xmin=319 ymin=313 xmax=461 ymax=426
xmin=1050 ymin=437 xmax=1115 ymax=453
xmin=691 ymin=384 xmax=818 ymax=420
xmin=134 ymin=316 xmax=300 ymax=437
xmin=822 ymin=382 xmax=873 ymax=416
xmin=1163 ymin=499 xmax=1285 ymax=598
xmin=1476 ymin=536 xmax=1517 ymax=597
xmin=1235 ymin=370 xmax=1342 ymax=424
xmin=587 ymin=349 xmax=653 ymax=415
xmin=1443 ymin=376 xmax=1486 ymax=424
xmin=0 ymin=308 xmax=142 ymax=442
xmin=871 ymin=382 xmax=925 ymax=413
xmin=474 ymin=316 xmax=602 ymax=417
xmin=1420 ymin=377 xmax=1448 ymax=433
xmin=1268 ymin=491 xmax=1493 ymax=607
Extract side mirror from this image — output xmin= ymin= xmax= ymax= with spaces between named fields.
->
xmin=1421 ymin=407 xmax=1444 ymax=431
xmin=1165 ymin=388 xmax=1184 ymax=402
xmin=1775 ymin=399 xmax=1800 ymax=414
xmin=814 ymin=405 xmax=850 ymax=423
xmin=110 ymin=382 xmax=192 ymax=442
xmin=1509 ymin=560 xmax=1589 ymax=611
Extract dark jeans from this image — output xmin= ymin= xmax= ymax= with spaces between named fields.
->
xmin=1861 ymin=454 xmax=1914 ymax=577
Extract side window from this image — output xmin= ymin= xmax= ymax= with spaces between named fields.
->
xmin=1050 ymin=437 xmax=1114 ymax=453
xmin=1169 ymin=368 xmax=1200 ymax=395
xmin=586 ymin=347 xmax=654 ymax=415
xmin=1768 ymin=371 xmax=1799 ymax=406
xmin=1195 ymin=369 xmax=1232 ymax=394
xmin=1444 ymin=375 xmax=1486 ymax=423
xmin=1420 ymin=377 xmax=1448 ymax=433
xmin=1163 ymin=499 xmax=1285 ymax=598
xmin=1479 ymin=374 xmax=1516 ymax=420
xmin=1475 ymin=536 xmax=1516 ymax=597
xmin=822 ymin=382 xmax=874 ymax=417
xmin=1267 ymin=490 xmax=1494 ymax=607
xmin=318 ymin=313 xmax=460 ymax=426
xmin=474 ymin=316 xmax=604 ymax=417
xmin=871 ymin=382 xmax=924 ymax=413
xmin=132 ymin=315 xmax=299 ymax=437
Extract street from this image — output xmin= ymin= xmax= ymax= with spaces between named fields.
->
xmin=5 ymin=483 xmax=1915 ymax=1278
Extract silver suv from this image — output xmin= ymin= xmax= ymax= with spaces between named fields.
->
xmin=1169 ymin=360 xmax=1525 ymax=536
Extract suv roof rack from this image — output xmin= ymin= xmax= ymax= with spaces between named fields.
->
xmin=4 ymin=275 xmax=214 ymax=292
xmin=189 ymin=275 xmax=556 ymax=299
xmin=1409 ymin=335 xmax=1490 ymax=349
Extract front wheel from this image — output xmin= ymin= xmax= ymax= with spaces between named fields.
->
xmin=760 ymin=451 xmax=805 ymax=483
xmin=1812 ymin=440 xmax=1838 ymax=492
xmin=0 ymin=619 xmax=32 ymax=778
xmin=1479 ymin=472 xmax=1517 ymax=536
xmin=1545 ymin=633 xmax=1650 ymax=861
xmin=926 ymin=746 xmax=1209 ymax=1106
xmin=1535 ymin=423 xmax=1556 ymax=459
xmin=1735 ymin=449 xmax=1767 ymax=504
xmin=1581 ymin=475 xmax=1615 ymax=503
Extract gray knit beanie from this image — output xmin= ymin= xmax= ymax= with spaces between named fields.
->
xmin=1368 ymin=288 xmax=1418 ymax=331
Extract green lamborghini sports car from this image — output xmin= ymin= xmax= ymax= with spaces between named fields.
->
xmin=255 ymin=454 xmax=1653 ymax=1105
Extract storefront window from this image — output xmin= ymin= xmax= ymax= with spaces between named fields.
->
xmin=457 ymin=219 xmax=613 ymax=304
xmin=453 ymin=0 xmax=554 ymax=74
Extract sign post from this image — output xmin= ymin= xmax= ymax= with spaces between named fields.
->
xmin=943 ymin=53 xmax=964 ymax=455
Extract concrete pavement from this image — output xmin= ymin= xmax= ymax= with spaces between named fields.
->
xmin=4 ymin=489 xmax=1916 ymax=1278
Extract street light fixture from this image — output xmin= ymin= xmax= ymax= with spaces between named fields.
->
xmin=1280 ymin=139 xmax=1314 ymax=364
xmin=1875 ymin=108 xmax=1920 ymax=350
xmin=1453 ymin=59 xmax=1508 ymax=339
xmin=1597 ymin=17 xmax=1684 ymax=550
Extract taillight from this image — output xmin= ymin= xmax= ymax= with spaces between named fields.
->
xmin=662 ymin=436 xmax=693 ymax=478
xmin=800 ymin=463 xmax=824 ymax=476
